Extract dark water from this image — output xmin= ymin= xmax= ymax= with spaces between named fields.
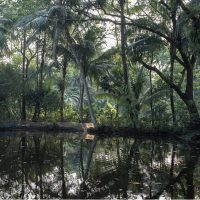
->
xmin=0 ymin=132 xmax=200 ymax=199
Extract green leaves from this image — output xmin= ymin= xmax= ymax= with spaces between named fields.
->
xmin=16 ymin=11 xmax=49 ymax=31
xmin=48 ymin=5 xmax=66 ymax=25
xmin=132 ymin=18 xmax=169 ymax=35
xmin=129 ymin=35 xmax=164 ymax=54
xmin=0 ymin=63 xmax=21 ymax=99
xmin=0 ymin=32 xmax=6 ymax=49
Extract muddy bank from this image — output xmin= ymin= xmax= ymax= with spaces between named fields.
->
xmin=0 ymin=121 xmax=84 ymax=132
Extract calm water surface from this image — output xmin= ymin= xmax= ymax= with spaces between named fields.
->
xmin=0 ymin=131 xmax=200 ymax=199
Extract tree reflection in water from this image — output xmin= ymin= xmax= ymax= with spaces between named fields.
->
xmin=0 ymin=132 xmax=200 ymax=199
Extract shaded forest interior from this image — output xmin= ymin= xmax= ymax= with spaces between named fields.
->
xmin=1 ymin=0 xmax=200 ymax=130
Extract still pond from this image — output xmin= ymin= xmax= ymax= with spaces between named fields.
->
xmin=0 ymin=131 xmax=199 ymax=199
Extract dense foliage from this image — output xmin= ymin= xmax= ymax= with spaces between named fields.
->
xmin=0 ymin=0 xmax=200 ymax=128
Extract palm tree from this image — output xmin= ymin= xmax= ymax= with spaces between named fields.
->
xmin=128 ymin=0 xmax=200 ymax=126
xmin=54 ymin=45 xmax=73 ymax=121
xmin=0 ymin=18 xmax=10 ymax=53
xmin=16 ymin=11 xmax=48 ymax=121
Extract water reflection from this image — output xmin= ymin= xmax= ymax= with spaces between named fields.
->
xmin=0 ymin=132 xmax=200 ymax=199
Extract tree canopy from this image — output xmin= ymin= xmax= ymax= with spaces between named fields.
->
xmin=0 ymin=0 xmax=200 ymax=128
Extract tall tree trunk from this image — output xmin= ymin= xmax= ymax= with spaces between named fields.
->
xmin=81 ymin=69 xmax=96 ymax=125
xmin=32 ymin=33 xmax=46 ymax=122
xmin=65 ymin=30 xmax=97 ymax=126
xmin=184 ymin=98 xmax=200 ymax=126
xmin=150 ymin=70 xmax=154 ymax=127
xmin=119 ymin=0 xmax=129 ymax=89
xmin=170 ymin=1 xmax=178 ymax=125
xmin=184 ymin=64 xmax=200 ymax=126
xmin=60 ymin=59 xmax=67 ymax=122
xmin=21 ymin=30 xmax=26 ymax=121
xmin=150 ymin=55 xmax=154 ymax=127
xmin=170 ymin=46 xmax=176 ymax=125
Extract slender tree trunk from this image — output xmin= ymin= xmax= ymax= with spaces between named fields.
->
xmin=21 ymin=30 xmax=26 ymax=121
xmin=170 ymin=46 xmax=176 ymax=125
xmin=32 ymin=33 xmax=46 ymax=122
xmin=119 ymin=0 xmax=129 ymax=88
xmin=60 ymin=89 xmax=65 ymax=121
xmin=170 ymin=1 xmax=178 ymax=125
xmin=80 ymin=67 xmax=96 ymax=125
xmin=115 ymin=102 xmax=119 ymax=123
xmin=36 ymin=40 xmax=40 ymax=89
xmin=150 ymin=70 xmax=154 ymax=127
xmin=65 ymin=30 xmax=97 ymax=126
xmin=79 ymin=83 xmax=84 ymax=123
xmin=60 ymin=59 xmax=67 ymax=122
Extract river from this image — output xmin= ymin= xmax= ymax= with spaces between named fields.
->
xmin=0 ymin=131 xmax=199 ymax=199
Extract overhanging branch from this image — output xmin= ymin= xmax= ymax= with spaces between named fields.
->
xmin=139 ymin=60 xmax=185 ymax=99
xmin=177 ymin=0 xmax=198 ymax=21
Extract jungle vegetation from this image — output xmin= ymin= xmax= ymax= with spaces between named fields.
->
xmin=0 ymin=0 xmax=200 ymax=129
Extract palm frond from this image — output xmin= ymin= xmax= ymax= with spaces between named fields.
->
xmin=141 ymin=89 xmax=168 ymax=105
xmin=133 ymin=18 xmax=169 ymax=35
xmin=97 ymin=47 xmax=118 ymax=60
xmin=129 ymin=35 xmax=164 ymax=54
xmin=16 ymin=10 xmax=49 ymax=31
xmin=56 ymin=45 xmax=71 ymax=57
xmin=30 ymin=15 xmax=48 ymax=31
xmin=48 ymin=5 xmax=66 ymax=24
xmin=15 ymin=15 xmax=34 ymax=27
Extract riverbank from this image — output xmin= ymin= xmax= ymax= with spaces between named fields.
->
xmin=89 ymin=125 xmax=200 ymax=144
xmin=0 ymin=121 xmax=179 ymax=135
xmin=0 ymin=121 xmax=84 ymax=132
xmin=0 ymin=121 xmax=200 ymax=144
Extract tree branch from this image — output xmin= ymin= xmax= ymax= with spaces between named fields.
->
xmin=139 ymin=59 xmax=185 ymax=99
xmin=177 ymin=0 xmax=198 ymax=21
xmin=178 ymin=69 xmax=185 ymax=87
xmin=174 ymin=54 xmax=185 ymax=66
xmin=159 ymin=0 xmax=171 ymax=11
xmin=82 ymin=8 xmax=174 ymax=45
xmin=176 ymin=46 xmax=191 ymax=70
